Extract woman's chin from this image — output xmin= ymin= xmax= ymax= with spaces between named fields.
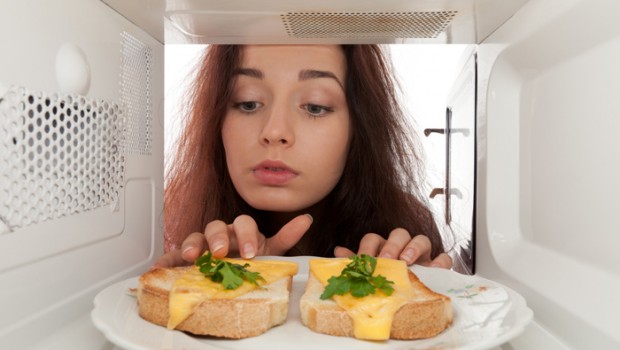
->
xmin=245 ymin=197 xmax=314 ymax=213
xmin=249 ymin=202 xmax=306 ymax=213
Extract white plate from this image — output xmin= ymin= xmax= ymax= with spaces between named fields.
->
xmin=91 ymin=256 xmax=533 ymax=350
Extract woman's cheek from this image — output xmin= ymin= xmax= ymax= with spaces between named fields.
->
xmin=222 ymin=117 xmax=248 ymax=181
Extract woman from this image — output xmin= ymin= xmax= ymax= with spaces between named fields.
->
xmin=156 ymin=44 xmax=451 ymax=269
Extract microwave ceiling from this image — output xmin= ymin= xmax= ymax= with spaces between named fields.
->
xmin=101 ymin=0 xmax=530 ymax=44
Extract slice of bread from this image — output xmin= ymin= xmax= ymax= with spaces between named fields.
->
xmin=137 ymin=266 xmax=293 ymax=339
xmin=300 ymin=268 xmax=452 ymax=340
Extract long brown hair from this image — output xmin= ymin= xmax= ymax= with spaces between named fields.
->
xmin=164 ymin=45 xmax=444 ymax=258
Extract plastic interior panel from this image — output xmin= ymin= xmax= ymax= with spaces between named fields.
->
xmin=477 ymin=0 xmax=620 ymax=348
xmin=0 ymin=0 xmax=164 ymax=348
xmin=159 ymin=0 xmax=530 ymax=44
xmin=0 ymin=86 xmax=125 ymax=241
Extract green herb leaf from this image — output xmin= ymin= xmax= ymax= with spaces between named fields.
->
xmin=195 ymin=252 xmax=265 ymax=290
xmin=321 ymin=276 xmax=351 ymax=299
xmin=319 ymin=254 xmax=395 ymax=300
xmin=238 ymin=264 xmax=263 ymax=285
xmin=371 ymin=274 xmax=395 ymax=296
xmin=349 ymin=277 xmax=376 ymax=297
xmin=219 ymin=262 xmax=244 ymax=289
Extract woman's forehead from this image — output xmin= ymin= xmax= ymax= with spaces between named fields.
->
xmin=239 ymin=45 xmax=347 ymax=79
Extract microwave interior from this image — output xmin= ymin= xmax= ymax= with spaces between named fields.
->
xmin=1 ymin=0 xmax=619 ymax=349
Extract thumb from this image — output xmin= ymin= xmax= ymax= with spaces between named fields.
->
xmin=265 ymin=214 xmax=313 ymax=255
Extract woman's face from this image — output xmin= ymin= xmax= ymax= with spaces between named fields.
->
xmin=222 ymin=45 xmax=351 ymax=212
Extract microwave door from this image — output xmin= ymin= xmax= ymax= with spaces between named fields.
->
xmin=447 ymin=50 xmax=477 ymax=276
xmin=424 ymin=48 xmax=477 ymax=276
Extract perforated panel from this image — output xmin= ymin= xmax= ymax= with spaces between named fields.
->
xmin=281 ymin=11 xmax=457 ymax=39
xmin=121 ymin=31 xmax=153 ymax=155
xmin=0 ymin=86 xmax=124 ymax=231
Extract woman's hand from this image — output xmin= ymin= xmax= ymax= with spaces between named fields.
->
xmin=154 ymin=214 xmax=313 ymax=268
xmin=333 ymin=228 xmax=452 ymax=268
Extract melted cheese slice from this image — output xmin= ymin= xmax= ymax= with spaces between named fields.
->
xmin=167 ymin=258 xmax=298 ymax=329
xmin=309 ymin=257 xmax=414 ymax=340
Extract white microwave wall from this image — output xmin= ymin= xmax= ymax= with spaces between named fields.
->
xmin=476 ymin=0 xmax=620 ymax=348
xmin=0 ymin=0 xmax=164 ymax=348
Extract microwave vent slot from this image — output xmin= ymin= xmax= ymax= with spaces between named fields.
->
xmin=281 ymin=11 xmax=457 ymax=39
xmin=0 ymin=87 xmax=125 ymax=230
xmin=120 ymin=32 xmax=153 ymax=156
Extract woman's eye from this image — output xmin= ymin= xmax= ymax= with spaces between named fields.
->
xmin=233 ymin=101 xmax=261 ymax=113
xmin=303 ymin=104 xmax=333 ymax=117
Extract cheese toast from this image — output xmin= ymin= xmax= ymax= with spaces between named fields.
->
xmin=300 ymin=257 xmax=452 ymax=340
xmin=137 ymin=261 xmax=296 ymax=339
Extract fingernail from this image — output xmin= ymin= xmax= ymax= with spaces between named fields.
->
xmin=380 ymin=252 xmax=393 ymax=259
xmin=211 ymin=241 xmax=225 ymax=253
xmin=400 ymin=248 xmax=415 ymax=262
xmin=243 ymin=243 xmax=255 ymax=259
xmin=182 ymin=246 xmax=194 ymax=256
xmin=333 ymin=246 xmax=341 ymax=256
xmin=305 ymin=213 xmax=313 ymax=222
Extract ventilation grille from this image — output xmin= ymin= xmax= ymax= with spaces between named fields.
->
xmin=0 ymin=86 xmax=125 ymax=230
xmin=121 ymin=32 xmax=153 ymax=155
xmin=281 ymin=11 xmax=457 ymax=39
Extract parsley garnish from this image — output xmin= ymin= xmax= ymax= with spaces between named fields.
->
xmin=195 ymin=252 xmax=264 ymax=290
xmin=320 ymin=254 xmax=395 ymax=300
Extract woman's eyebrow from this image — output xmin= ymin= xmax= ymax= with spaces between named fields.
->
xmin=233 ymin=67 xmax=263 ymax=79
xmin=299 ymin=69 xmax=344 ymax=89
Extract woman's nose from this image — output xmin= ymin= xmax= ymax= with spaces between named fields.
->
xmin=259 ymin=104 xmax=294 ymax=146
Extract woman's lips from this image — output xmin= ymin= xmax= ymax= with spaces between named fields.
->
xmin=252 ymin=160 xmax=298 ymax=185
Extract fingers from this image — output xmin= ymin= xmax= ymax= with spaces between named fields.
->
xmin=231 ymin=215 xmax=260 ymax=259
xmin=334 ymin=245 xmax=355 ymax=258
xmin=203 ymin=214 xmax=312 ymax=260
xmin=180 ymin=231 xmax=209 ymax=261
xmin=378 ymin=228 xmax=411 ymax=259
xmin=265 ymin=214 xmax=313 ymax=255
xmin=357 ymin=233 xmax=385 ymax=256
xmin=337 ymin=229 xmax=418 ymax=262
xmin=154 ymin=231 xmax=208 ymax=268
xmin=153 ymin=249 xmax=190 ymax=268
xmin=429 ymin=253 xmax=453 ymax=269
xmin=353 ymin=231 xmax=449 ymax=269
xmin=204 ymin=220 xmax=234 ymax=258
xmin=399 ymin=234 xmax=433 ymax=265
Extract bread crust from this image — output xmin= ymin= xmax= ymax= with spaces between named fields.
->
xmin=300 ymin=269 xmax=452 ymax=339
xmin=137 ymin=266 xmax=292 ymax=339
